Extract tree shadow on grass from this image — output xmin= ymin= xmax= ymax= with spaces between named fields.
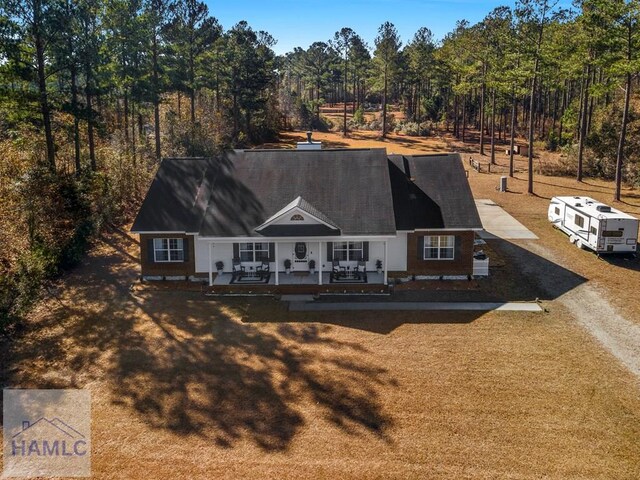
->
xmin=0 ymin=230 xmax=396 ymax=452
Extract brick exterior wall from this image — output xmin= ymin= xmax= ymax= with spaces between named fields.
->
xmin=406 ymin=230 xmax=474 ymax=275
xmin=139 ymin=234 xmax=196 ymax=278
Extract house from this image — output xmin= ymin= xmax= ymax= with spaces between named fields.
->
xmin=131 ymin=148 xmax=483 ymax=287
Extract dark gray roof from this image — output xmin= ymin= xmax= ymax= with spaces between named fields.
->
xmin=133 ymin=149 xmax=397 ymax=237
xmin=131 ymin=158 xmax=211 ymax=232
xmin=131 ymin=150 xmax=480 ymax=237
xmin=295 ymin=197 xmax=340 ymax=229
xmin=388 ymin=154 xmax=482 ymax=230
xmin=255 ymin=196 xmax=340 ymax=231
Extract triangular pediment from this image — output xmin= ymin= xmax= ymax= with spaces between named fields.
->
xmin=255 ymin=196 xmax=340 ymax=236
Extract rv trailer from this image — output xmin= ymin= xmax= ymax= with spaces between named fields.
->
xmin=548 ymin=196 xmax=639 ymax=253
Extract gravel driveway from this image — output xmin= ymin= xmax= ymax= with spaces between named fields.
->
xmin=508 ymin=240 xmax=640 ymax=379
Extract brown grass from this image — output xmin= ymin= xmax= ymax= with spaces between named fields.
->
xmin=1 ymin=222 xmax=639 ymax=478
xmin=2 ymin=131 xmax=640 ymax=478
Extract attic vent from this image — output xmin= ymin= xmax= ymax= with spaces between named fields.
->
xmin=596 ymin=205 xmax=612 ymax=213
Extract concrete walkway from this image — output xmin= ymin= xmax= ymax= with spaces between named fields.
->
xmin=288 ymin=302 xmax=542 ymax=312
xmin=475 ymin=199 xmax=539 ymax=240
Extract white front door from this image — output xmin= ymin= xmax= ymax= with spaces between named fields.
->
xmin=292 ymin=242 xmax=308 ymax=271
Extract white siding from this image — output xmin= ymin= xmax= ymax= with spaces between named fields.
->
xmin=194 ymin=235 xmax=410 ymax=274
xmin=195 ymin=239 xmax=234 ymax=273
xmin=387 ymin=233 xmax=408 ymax=271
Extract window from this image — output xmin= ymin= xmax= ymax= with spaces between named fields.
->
xmin=424 ymin=235 xmax=455 ymax=260
xmin=590 ymin=226 xmax=597 ymax=235
xmin=554 ymin=207 xmax=560 ymax=215
xmin=575 ymin=214 xmax=585 ymax=228
xmin=239 ymin=242 xmax=270 ymax=262
xmin=602 ymin=230 xmax=624 ymax=238
xmin=333 ymin=241 xmax=364 ymax=261
xmin=154 ymin=238 xmax=184 ymax=262
xmin=290 ymin=214 xmax=304 ymax=221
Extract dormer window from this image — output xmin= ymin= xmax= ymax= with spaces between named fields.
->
xmin=290 ymin=214 xmax=304 ymax=221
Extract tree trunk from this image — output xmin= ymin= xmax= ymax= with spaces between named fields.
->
xmin=528 ymin=65 xmax=538 ymax=195
xmin=382 ymin=66 xmax=388 ymax=138
xmin=462 ymin=94 xmax=467 ymax=142
xmin=453 ymin=91 xmax=459 ymax=137
xmin=189 ymin=46 xmax=196 ymax=123
xmin=479 ymin=71 xmax=486 ymax=155
xmin=34 ymin=0 xmax=56 ymax=172
xmin=124 ymin=90 xmax=130 ymax=148
xmin=131 ymin=100 xmax=137 ymax=163
xmin=86 ymin=64 xmax=96 ymax=171
xmin=152 ymin=31 xmax=162 ymax=160
xmin=509 ymin=89 xmax=517 ymax=178
xmin=490 ymin=88 xmax=496 ymax=165
xmin=70 ymin=57 xmax=81 ymax=175
xmin=577 ymin=64 xmax=590 ymax=182
xmin=343 ymin=56 xmax=348 ymax=136
xmin=615 ymin=72 xmax=631 ymax=202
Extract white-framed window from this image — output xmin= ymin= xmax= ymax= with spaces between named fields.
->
xmin=154 ymin=238 xmax=184 ymax=262
xmin=333 ymin=241 xmax=364 ymax=261
xmin=239 ymin=242 xmax=270 ymax=262
xmin=424 ymin=235 xmax=455 ymax=260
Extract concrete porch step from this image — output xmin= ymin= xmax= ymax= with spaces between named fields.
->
xmin=280 ymin=294 xmax=316 ymax=302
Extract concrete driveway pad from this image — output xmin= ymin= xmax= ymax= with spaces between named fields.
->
xmin=475 ymin=199 xmax=539 ymax=240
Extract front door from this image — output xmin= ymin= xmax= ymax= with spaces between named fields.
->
xmin=293 ymin=242 xmax=308 ymax=271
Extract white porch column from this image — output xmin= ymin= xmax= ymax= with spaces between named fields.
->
xmin=384 ymin=240 xmax=388 ymax=285
xmin=275 ymin=242 xmax=279 ymax=286
xmin=208 ymin=242 xmax=213 ymax=286
xmin=318 ymin=240 xmax=322 ymax=285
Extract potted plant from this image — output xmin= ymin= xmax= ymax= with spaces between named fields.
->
xmin=308 ymin=259 xmax=316 ymax=275
xmin=284 ymin=259 xmax=291 ymax=274
xmin=375 ymin=259 xmax=383 ymax=274
xmin=215 ymin=261 xmax=224 ymax=275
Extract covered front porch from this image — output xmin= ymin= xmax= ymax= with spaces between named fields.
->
xmin=200 ymin=238 xmax=391 ymax=287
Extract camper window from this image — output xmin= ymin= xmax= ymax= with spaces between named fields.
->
xmin=590 ymin=226 xmax=597 ymax=235
xmin=554 ymin=207 xmax=560 ymax=215
xmin=602 ymin=230 xmax=623 ymax=238
xmin=575 ymin=214 xmax=585 ymax=228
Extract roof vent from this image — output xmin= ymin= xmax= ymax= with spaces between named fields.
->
xmin=596 ymin=205 xmax=612 ymax=213
xmin=575 ymin=203 xmax=582 ymax=207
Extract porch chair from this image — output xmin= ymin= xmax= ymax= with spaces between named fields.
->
xmin=354 ymin=260 xmax=366 ymax=280
xmin=256 ymin=260 xmax=270 ymax=279
xmin=232 ymin=257 xmax=245 ymax=281
xmin=331 ymin=259 xmax=346 ymax=280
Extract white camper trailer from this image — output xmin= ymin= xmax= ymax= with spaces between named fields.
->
xmin=548 ymin=196 xmax=639 ymax=253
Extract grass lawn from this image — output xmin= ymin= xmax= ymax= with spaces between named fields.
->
xmin=1 ymin=226 xmax=640 ymax=479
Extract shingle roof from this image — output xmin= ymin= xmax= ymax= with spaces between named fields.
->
xmin=388 ymin=154 xmax=482 ymax=230
xmin=255 ymin=196 xmax=340 ymax=231
xmin=131 ymin=150 xmax=481 ymax=237
xmin=131 ymin=158 xmax=211 ymax=233
xmin=132 ymin=149 xmax=397 ymax=237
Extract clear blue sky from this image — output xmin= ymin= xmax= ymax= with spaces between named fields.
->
xmin=206 ymin=0 xmax=574 ymax=55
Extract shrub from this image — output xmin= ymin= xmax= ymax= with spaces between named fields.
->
xmin=352 ymin=106 xmax=365 ymax=126
xmin=394 ymin=121 xmax=431 ymax=137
